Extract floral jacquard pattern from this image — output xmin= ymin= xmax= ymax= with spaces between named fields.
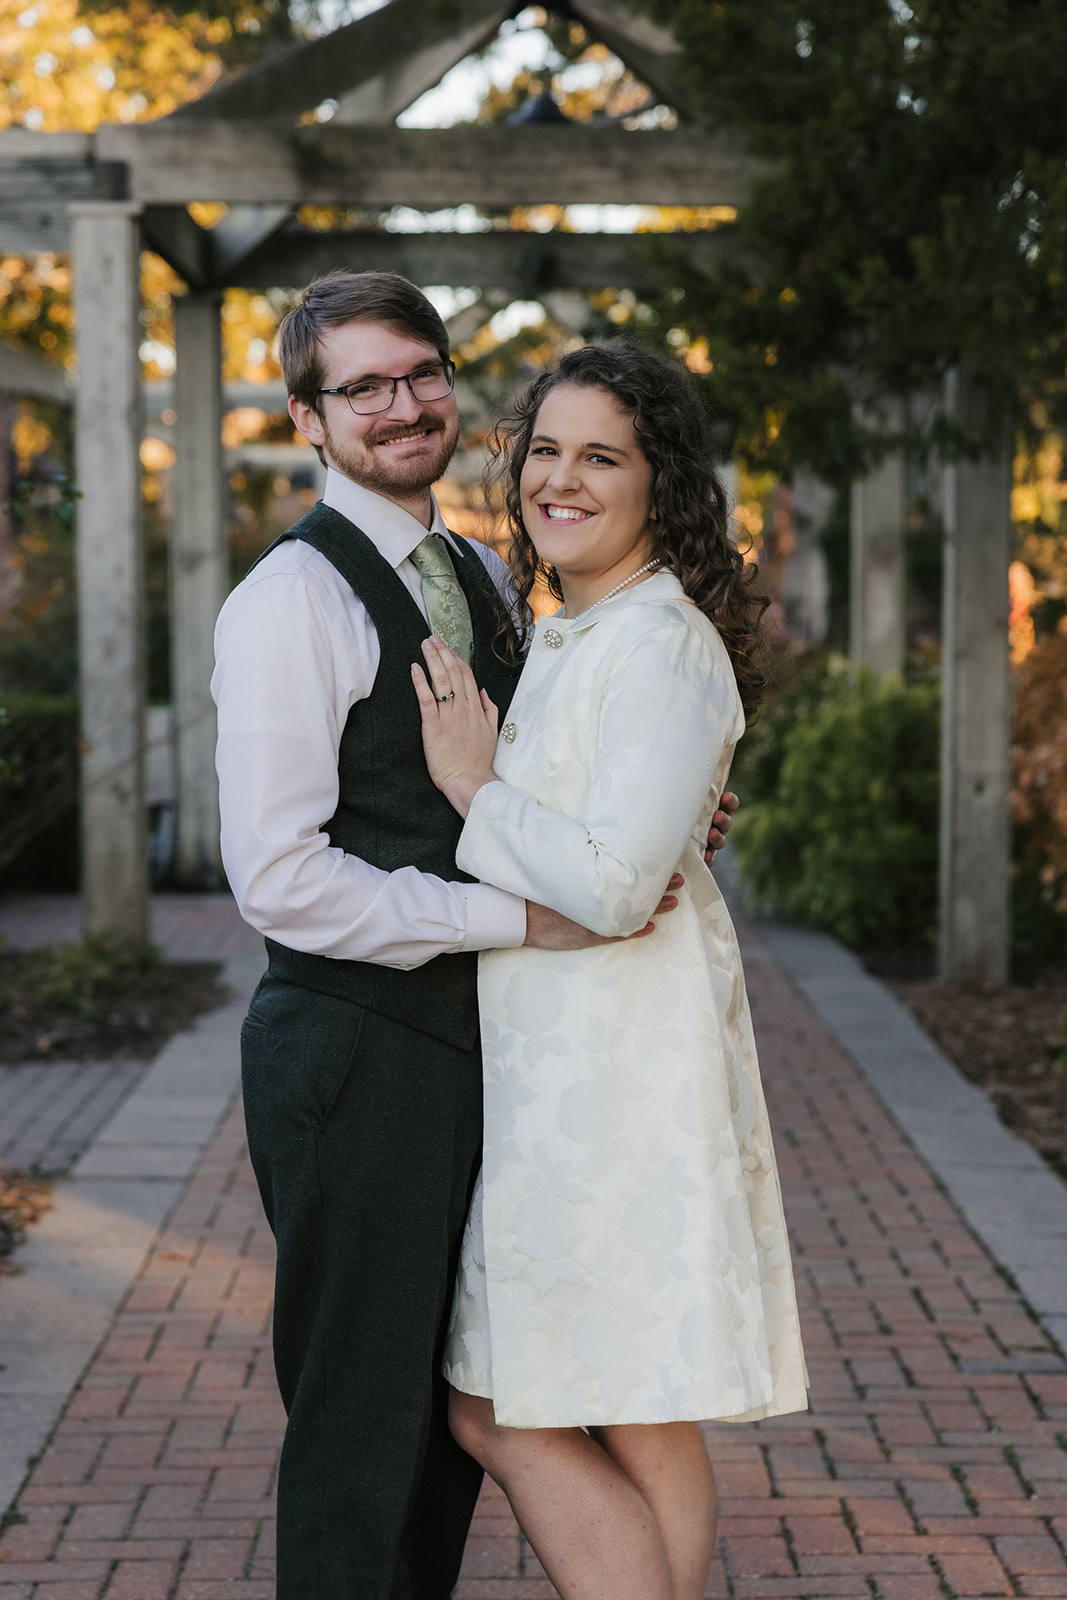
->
xmin=443 ymin=572 xmax=809 ymax=1429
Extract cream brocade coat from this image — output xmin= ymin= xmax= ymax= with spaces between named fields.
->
xmin=443 ymin=570 xmax=809 ymax=1429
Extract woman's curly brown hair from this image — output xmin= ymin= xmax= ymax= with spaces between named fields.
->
xmin=487 ymin=340 xmax=769 ymax=720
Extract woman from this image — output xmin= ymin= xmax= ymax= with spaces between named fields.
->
xmin=411 ymin=342 xmax=808 ymax=1600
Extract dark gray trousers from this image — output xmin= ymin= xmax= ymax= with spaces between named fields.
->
xmin=241 ymin=975 xmax=485 ymax=1600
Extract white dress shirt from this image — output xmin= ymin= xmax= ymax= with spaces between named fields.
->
xmin=211 ymin=468 xmax=527 ymax=969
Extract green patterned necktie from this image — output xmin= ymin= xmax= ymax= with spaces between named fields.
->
xmin=409 ymin=534 xmax=474 ymax=665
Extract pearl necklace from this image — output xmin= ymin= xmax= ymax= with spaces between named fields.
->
xmin=570 ymin=559 xmax=661 ymax=619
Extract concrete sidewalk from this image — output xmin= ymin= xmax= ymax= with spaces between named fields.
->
xmin=0 ymin=892 xmax=1065 ymax=1598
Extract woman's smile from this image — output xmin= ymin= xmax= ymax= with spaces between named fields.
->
xmin=537 ymin=503 xmax=594 ymax=523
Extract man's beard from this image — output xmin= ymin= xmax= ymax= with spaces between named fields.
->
xmin=322 ymin=409 xmax=460 ymax=498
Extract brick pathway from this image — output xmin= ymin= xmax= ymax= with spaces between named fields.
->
xmin=1 ymin=905 xmax=1066 ymax=1598
xmin=0 ymin=1058 xmax=147 ymax=1175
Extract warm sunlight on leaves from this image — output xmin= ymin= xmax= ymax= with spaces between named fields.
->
xmin=220 ymin=290 xmax=283 ymax=383
xmin=12 ymin=409 xmax=53 ymax=472
xmin=0 ymin=254 xmax=74 ymax=367
xmin=0 ymin=0 xmax=225 ymax=132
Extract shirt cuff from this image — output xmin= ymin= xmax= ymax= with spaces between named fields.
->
xmin=459 ymin=881 xmax=527 ymax=953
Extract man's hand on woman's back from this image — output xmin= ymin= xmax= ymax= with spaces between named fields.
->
xmin=706 ymin=791 xmax=739 ymax=866
xmin=523 ymin=875 xmax=683 ymax=950
xmin=523 ymin=789 xmax=739 ymax=950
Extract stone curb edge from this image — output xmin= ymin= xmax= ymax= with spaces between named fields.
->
xmin=759 ymin=918 xmax=1067 ymax=1361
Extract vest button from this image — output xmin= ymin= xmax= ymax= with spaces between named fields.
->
xmin=501 ymin=722 xmax=517 ymax=744
xmin=543 ymin=628 xmax=563 ymax=649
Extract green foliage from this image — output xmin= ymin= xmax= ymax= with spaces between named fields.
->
xmin=644 ymin=0 xmax=1067 ymax=480
xmin=0 ymin=934 xmax=162 ymax=1023
xmin=731 ymin=667 xmax=941 ymax=948
xmin=1 ymin=458 xmax=80 ymax=699
xmin=0 ymin=695 xmax=79 ymax=875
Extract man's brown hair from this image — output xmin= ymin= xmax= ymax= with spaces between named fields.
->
xmin=278 ymin=270 xmax=451 ymax=412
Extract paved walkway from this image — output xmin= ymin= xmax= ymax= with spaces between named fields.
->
xmin=0 ymin=892 xmax=1065 ymax=1598
xmin=0 ymin=1059 xmax=147 ymax=1177
xmin=0 ymin=897 xmax=262 ymax=1177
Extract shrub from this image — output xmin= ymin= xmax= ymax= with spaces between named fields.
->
xmin=0 ymin=694 xmax=79 ymax=875
xmin=0 ymin=933 xmax=161 ymax=1022
xmin=730 ymin=668 xmax=941 ymax=949
xmin=1011 ymin=629 xmax=1067 ymax=913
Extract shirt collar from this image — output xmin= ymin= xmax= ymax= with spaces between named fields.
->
xmin=322 ymin=467 xmax=455 ymax=569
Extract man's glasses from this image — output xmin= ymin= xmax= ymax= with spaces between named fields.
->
xmin=319 ymin=361 xmax=457 ymax=416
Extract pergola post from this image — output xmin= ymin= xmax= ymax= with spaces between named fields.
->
xmin=69 ymin=200 xmax=148 ymax=942
xmin=938 ymin=366 xmax=1012 ymax=985
xmin=785 ymin=470 xmax=831 ymax=643
xmin=849 ymin=402 xmax=907 ymax=676
xmin=172 ymin=289 xmax=226 ymax=888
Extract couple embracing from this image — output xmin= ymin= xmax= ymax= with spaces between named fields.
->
xmin=212 ymin=270 xmax=808 ymax=1600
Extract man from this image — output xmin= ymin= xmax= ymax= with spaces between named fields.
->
xmin=212 ymin=271 xmax=735 ymax=1600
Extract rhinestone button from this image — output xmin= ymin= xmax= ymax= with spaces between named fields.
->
xmin=501 ymin=722 xmax=517 ymax=744
xmin=543 ymin=628 xmax=563 ymax=649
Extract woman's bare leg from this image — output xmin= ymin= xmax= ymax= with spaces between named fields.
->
xmin=589 ymin=1420 xmax=717 ymax=1600
xmin=450 ymin=1392 xmax=717 ymax=1600
xmin=450 ymin=1390 xmax=672 ymax=1600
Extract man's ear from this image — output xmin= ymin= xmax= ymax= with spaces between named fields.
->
xmin=289 ymin=394 xmax=326 ymax=449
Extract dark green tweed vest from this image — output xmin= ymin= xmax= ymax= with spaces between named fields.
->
xmin=258 ymin=502 xmax=522 ymax=1051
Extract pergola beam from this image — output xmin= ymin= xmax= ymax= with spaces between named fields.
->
xmin=331 ymin=1 xmax=512 ymax=124
xmin=0 ymin=132 xmax=108 ymax=252
xmin=0 ymin=341 xmax=71 ymax=406
xmin=142 ymin=205 xmax=213 ymax=288
xmin=569 ymin=0 xmax=697 ymax=122
xmin=140 ymin=204 xmax=296 ymax=287
xmin=92 ymin=122 xmax=758 ymax=207
xmin=0 ymin=124 xmax=758 ymax=231
xmin=167 ymin=0 xmax=513 ymax=122
xmin=231 ymin=224 xmax=743 ymax=291
xmin=210 ymin=204 xmax=294 ymax=275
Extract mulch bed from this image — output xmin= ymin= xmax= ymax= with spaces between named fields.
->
xmin=0 ymin=952 xmax=227 ymax=1065
xmin=866 ymin=956 xmax=1067 ymax=1184
xmin=0 ymin=951 xmax=229 ymax=1270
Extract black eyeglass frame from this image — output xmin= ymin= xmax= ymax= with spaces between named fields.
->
xmin=318 ymin=360 xmax=457 ymax=415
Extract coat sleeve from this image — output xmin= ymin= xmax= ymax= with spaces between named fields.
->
xmin=455 ymin=608 xmax=743 ymax=937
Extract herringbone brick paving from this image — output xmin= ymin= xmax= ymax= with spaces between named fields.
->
xmin=1 ymin=904 xmax=1065 ymax=1598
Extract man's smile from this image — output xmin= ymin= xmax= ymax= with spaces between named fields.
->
xmin=372 ymin=418 xmax=444 ymax=448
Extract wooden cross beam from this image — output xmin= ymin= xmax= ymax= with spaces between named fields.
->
xmin=231 ymin=223 xmax=743 ymax=292
xmin=162 ymin=0 xmax=696 ymax=128
xmin=568 ymin=0 xmax=697 ymax=122
xmin=93 ymin=122 xmax=758 ymax=207
xmin=166 ymin=0 xmax=513 ymax=123
xmin=142 ymin=204 xmax=294 ymax=288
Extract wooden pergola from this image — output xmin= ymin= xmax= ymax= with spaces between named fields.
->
xmin=0 ymin=0 xmax=1012 ymax=982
